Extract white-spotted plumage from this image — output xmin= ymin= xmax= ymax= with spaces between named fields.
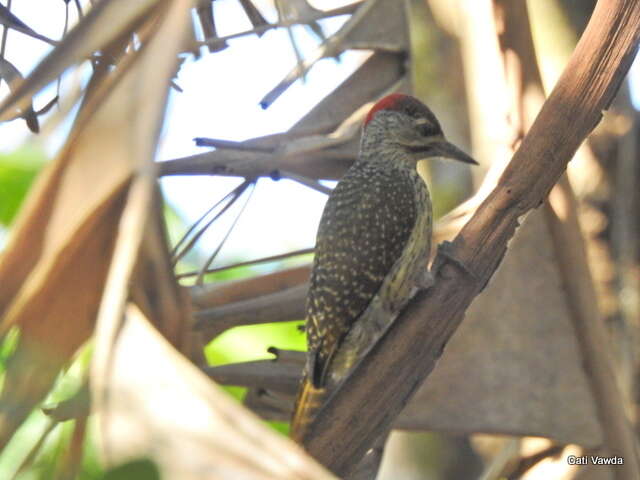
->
xmin=291 ymin=94 xmax=476 ymax=441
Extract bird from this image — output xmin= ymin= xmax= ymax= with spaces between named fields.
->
xmin=290 ymin=93 xmax=477 ymax=443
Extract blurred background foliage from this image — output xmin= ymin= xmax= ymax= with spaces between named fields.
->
xmin=0 ymin=147 xmax=44 ymax=228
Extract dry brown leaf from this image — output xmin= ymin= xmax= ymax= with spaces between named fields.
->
xmin=401 ymin=209 xmax=602 ymax=447
xmin=0 ymin=0 xmax=189 ymax=448
xmin=0 ymin=0 xmax=161 ymax=123
xmin=101 ymin=304 xmax=334 ymax=480
xmin=131 ymin=196 xmax=194 ymax=357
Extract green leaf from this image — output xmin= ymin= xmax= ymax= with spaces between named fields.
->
xmin=0 ymin=148 xmax=45 ymax=226
xmin=205 ymin=321 xmax=305 ymax=365
xmin=101 ymin=458 xmax=160 ymax=480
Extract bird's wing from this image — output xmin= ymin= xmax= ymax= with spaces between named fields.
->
xmin=306 ymin=166 xmax=418 ymax=387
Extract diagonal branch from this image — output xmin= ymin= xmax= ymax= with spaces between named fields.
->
xmin=300 ymin=1 xmax=640 ymax=477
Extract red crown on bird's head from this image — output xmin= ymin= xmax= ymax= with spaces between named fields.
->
xmin=364 ymin=93 xmax=420 ymax=126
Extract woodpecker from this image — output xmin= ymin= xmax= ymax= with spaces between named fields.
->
xmin=290 ymin=94 xmax=476 ymax=442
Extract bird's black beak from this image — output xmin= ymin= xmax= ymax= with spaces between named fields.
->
xmin=430 ymin=140 xmax=478 ymax=165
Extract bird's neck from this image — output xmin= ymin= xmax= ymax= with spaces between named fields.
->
xmin=359 ymin=130 xmax=418 ymax=170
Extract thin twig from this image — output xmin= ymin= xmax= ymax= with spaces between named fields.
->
xmin=176 ymin=247 xmax=313 ymax=280
xmin=196 ymin=180 xmax=257 ymax=285
xmin=197 ymin=1 xmax=363 ymax=51
xmin=171 ymin=179 xmax=253 ymax=265
xmin=276 ymin=0 xmax=306 ymax=84
xmin=0 ymin=2 xmax=57 ymax=47
xmin=505 ymin=444 xmax=564 ymax=480
xmin=56 ymin=0 xmax=71 ymax=101
xmin=278 ymin=170 xmax=333 ymax=195
xmin=74 ymin=0 xmax=83 ymax=20
xmin=260 ymin=0 xmax=381 ymax=109
xmin=0 ymin=0 xmax=11 ymax=58
xmin=193 ymin=119 xmax=354 ymax=152
xmin=194 ymin=137 xmax=273 ymax=152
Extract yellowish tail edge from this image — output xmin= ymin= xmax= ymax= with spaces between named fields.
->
xmin=290 ymin=376 xmax=327 ymax=443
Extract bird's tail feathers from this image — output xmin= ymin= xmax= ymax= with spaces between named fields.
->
xmin=290 ymin=376 xmax=327 ymax=443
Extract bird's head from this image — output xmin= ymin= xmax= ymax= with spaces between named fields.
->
xmin=362 ymin=93 xmax=477 ymax=166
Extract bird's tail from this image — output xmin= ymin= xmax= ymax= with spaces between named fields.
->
xmin=290 ymin=375 xmax=327 ymax=443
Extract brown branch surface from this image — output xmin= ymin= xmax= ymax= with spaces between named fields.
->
xmin=195 ymin=283 xmax=307 ymax=342
xmin=300 ymin=1 xmax=640 ymax=476
xmin=204 ymin=348 xmax=304 ymax=394
xmin=189 ymin=265 xmax=310 ymax=310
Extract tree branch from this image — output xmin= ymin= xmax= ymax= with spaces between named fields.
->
xmin=158 ymin=51 xmax=407 ymax=181
xmin=194 ymin=283 xmax=307 ymax=342
xmin=203 ymin=347 xmax=304 ymax=394
xmin=300 ymin=1 xmax=640 ymax=476
xmin=189 ymin=265 xmax=310 ymax=310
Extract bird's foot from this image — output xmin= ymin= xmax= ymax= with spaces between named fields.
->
xmin=415 ymin=269 xmax=435 ymax=291
xmin=432 ymin=240 xmax=478 ymax=282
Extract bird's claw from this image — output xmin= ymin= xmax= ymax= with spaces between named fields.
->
xmin=415 ymin=269 xmax=435 ymax=291
xmin=432 ymin=240 xmax=478 ymax=282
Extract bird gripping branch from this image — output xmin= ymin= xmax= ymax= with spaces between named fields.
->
xmin=291 ymin=94 xmax=476 ymax=442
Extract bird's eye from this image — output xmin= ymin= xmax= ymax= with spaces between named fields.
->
xmin=414 ymin=117 xmax=439 ymax=137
